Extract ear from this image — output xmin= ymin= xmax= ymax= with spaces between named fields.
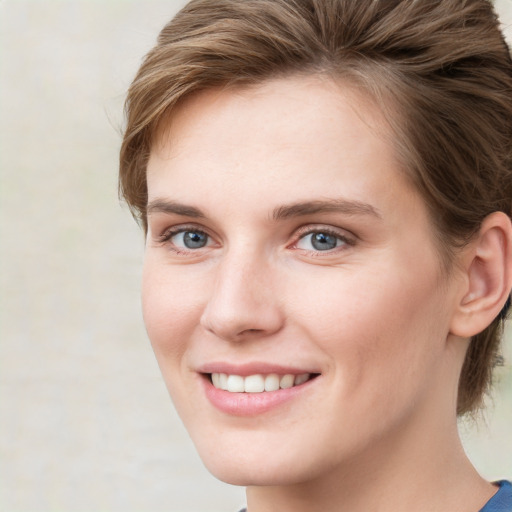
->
xmin=450 ymin=212 xmax=512 ymax=338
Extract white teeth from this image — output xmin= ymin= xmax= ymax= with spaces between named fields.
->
xmin=294 ymin=373 xmax=310 ymax=386
xmin=244 ymin=374 xmax=265 ymax=393
xmin=264 ymin=373 xmax=280 ymax=392
xmin=227 ymin=375 xmax=245 ymax=392
xmin=211 ymin=372 xmax=312 ymax=393
xmin=212 ymin=373 xmax=221 ymax=388
xmin=280 ymin=374 xmax=294 ymax=389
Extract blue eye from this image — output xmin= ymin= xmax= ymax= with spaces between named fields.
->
xmin=296 ymin=231 xmax=345 ymax=251
xmin=171 ymin=230 xmax=210 ymax=249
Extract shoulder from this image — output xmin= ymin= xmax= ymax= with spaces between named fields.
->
xmin=480 ymin=481 xmax=512 ymax=512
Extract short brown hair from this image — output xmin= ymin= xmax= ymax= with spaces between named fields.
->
xmin=119 ymin=0 xmax=512 ymax=414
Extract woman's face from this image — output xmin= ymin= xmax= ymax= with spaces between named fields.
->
xmin=143 ymin=76 xmax=463 ymax=485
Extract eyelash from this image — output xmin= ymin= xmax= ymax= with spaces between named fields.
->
xmin=291 ymin=226 xmax=355 ymax=254
xmin=157 ymin=225 xmax=213 ymax=254
xmin=156 ymin=224 xmax=355 ymax=255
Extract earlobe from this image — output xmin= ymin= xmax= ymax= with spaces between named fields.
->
xmin=450 ymin=212 xmax=512 ymax=338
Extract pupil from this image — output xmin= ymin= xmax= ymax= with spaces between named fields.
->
xmin=311 ymin=233 xmax=337 ymax=251
xmin=184 ymin=231 xmax=207 ymax=248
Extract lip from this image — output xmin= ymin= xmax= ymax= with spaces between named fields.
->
xmin=199 ymin=365 xmax=320 ymax=416
xmin=198 ymin=361 xmax=319 ymax=377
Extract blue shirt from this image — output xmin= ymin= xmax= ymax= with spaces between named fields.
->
xmin=480 ymin=481 xmax=512 ymax=512
xmin=237 ymin=480 xmax=512 ymax=512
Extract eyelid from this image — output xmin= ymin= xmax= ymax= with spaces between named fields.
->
xmin=158 ymin=223 xmax=208 ymax=241
xmin=152 ymin=222 xmax=355 ymax=255
xmin=290 ymin=224 xmax=356 ymax=251
xmin=156 ymin=223 xmax=218 ymax=252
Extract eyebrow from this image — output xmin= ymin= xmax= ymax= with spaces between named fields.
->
xmin=147 ymin=199 xmax=206 ymax=218
xmin=272 ymin=199 xmax=382 ymax=221
xmin=146 ymin=197 xmax=382 ymax=221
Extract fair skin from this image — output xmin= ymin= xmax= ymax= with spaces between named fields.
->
xmin=142 ymin=76 xmax=511 ymax=512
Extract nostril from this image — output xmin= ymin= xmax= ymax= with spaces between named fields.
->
xmin=200 ymin=289 xmax=285 ymax=342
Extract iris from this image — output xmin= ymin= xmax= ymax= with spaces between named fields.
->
xmin=183 ymin=231 xmax=208 ymax=249
xmin=310 ymin=232 xmax=338 ymax=251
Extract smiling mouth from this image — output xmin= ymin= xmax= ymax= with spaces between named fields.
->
xmin=209 ymin=372 xmax=319 ymax=393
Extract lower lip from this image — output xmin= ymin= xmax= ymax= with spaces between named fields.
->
xmin=202 ymin=376 xmax=317 ymax=416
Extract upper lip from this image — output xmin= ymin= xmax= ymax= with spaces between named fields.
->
xmin=197 ymin=361 xmax=320 ymax=376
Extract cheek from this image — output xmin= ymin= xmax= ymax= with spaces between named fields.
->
xmin=289 ymin=264 xmax=449 ymax=399
xmin=141 ymin=260 xmax=205 ymax=362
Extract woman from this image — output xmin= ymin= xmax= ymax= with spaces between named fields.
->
xmin=119 ymin=1 xmax=512 ymax=510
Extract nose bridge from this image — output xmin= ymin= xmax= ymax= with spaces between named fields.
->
xmin=200 ymin=243 xmax=283 ymax=341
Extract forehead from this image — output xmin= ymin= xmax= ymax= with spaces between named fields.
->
xmin=153 ymin=75 xmax=386 ymax=146
xmin=148 ymin=75 xmax=398 ymax=191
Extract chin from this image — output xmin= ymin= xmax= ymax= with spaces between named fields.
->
xmin=189 ymin=427 xmax=336 ymax=487
xmin=202 ymin=456 xmax=313 ymax=487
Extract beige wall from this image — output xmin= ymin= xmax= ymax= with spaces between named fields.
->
xmin=0 ymin=1 xmax=510 ymax=511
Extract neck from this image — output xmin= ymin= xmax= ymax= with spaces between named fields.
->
xmin=246 ymin=413 xmax=494 ymax=512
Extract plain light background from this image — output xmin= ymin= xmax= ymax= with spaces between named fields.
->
xmin=0 ymin=1 xmax=511 ymax=511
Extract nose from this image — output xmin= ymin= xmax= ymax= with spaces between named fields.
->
xmin=200 ymin=252 xmax=285 ymax=342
